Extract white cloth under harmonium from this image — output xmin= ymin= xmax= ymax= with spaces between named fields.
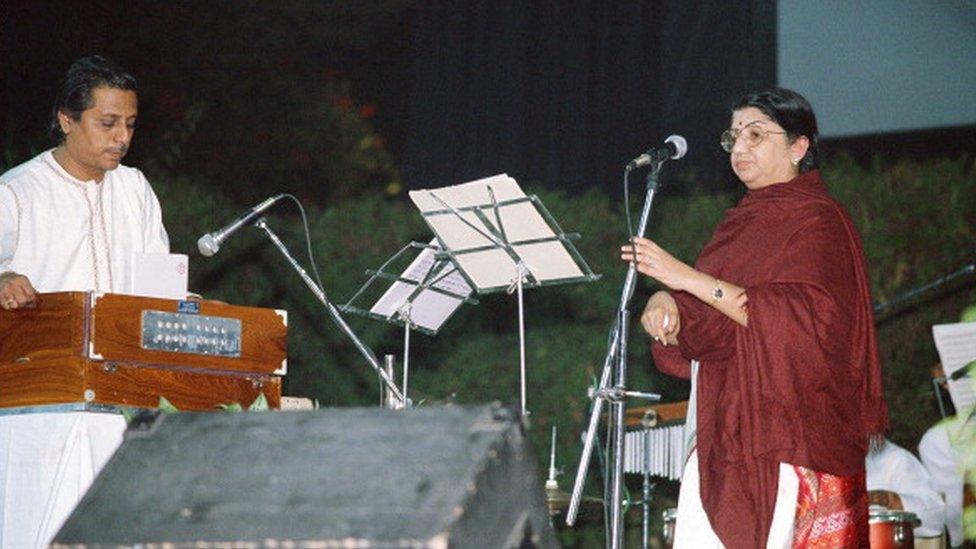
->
xmin=0 ymin=150 xmax=170 ymax=548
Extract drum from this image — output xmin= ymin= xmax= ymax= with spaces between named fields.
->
xmin=868 ymin=509 xmax=920 ymax=549
xmin=662 ymin=507 xmax=678 ymax=548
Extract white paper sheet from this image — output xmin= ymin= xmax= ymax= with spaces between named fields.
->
xmin=409 ymin=174 xmax=584 ymax=291
xmin=369 ymin=243 xmax=472 ymax=333
xmin=409 ymin=173 xmax=525 ymax=211
xmin=932 ymin=322 xmax=976 ymax=411
xmin=129 ymin=253 xmax=189 ymax=300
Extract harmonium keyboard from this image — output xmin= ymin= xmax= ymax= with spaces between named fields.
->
xmin=0 ymin=292 xmax=287 ymax=411
xmin=623 ymin=400 xmax=688 ymax=480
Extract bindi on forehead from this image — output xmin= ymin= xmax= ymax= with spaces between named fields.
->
xmin=733 ymin=117 xmax=774 ymax=130
xmin=731 ymin=107 xmax=773 ymax=128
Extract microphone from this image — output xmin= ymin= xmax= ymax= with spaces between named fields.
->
xmin=627 ymin=134 xmax=688 ymax=169
xmin=197 ymin=193 xmax=286 ymax=256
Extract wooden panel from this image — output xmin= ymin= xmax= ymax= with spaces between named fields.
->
xmin=0 ymin=356 xmax=87 ymax=408
xmin=0 ymin=292 xmax=87 ymax=362
xmin=91 ymin=293 xmax=287 ymax=374
xmin=625 ymin=400 xmax=688 ymax=429
xmin=0 ymin=357 xmax=280 ymax=411
xmin=87 ymin=361 xmax=281 ymax=411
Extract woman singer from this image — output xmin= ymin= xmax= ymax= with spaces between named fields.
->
xmin=621 ymin=87 xmax=888 ymax=548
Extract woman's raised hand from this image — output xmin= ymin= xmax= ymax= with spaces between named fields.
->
xmin=620 ymin=237 xmax=696 ymax=291
xmin=640 ymin=290 xmax=680 ymax=346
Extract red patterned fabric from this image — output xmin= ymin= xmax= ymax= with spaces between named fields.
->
xmin=652 ymin=170 xmax=887 ymax=547
xmin=792 ymin=465 xmax=868 ymax=548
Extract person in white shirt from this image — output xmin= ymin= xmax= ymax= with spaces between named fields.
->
xmin=0 ymin=55 xmax=170 ymax=549
xmin=865 ymin=438 xmax=947 ymax=540
xmin=919 ymin=419 xmax=969 ymax=548
xmin=918 ymin=349 xmax=975 ymax=549
xmin=0 ymin=57 xmax=168 ymax=304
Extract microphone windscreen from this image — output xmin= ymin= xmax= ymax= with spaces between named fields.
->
xmin=197 ymin=234 xmax=219 ymax=257
xmin=665 ymin=135 xmax=688 ymax=160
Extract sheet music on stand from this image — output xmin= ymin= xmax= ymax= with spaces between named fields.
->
xmin=407 ymin=173 xmax=598 ymax=416
xmin=342 ymin=240 xmax=477 ymax=336
xmin=408 ymin=173 xmax=598 ymax=293
xmin=932 ymin=322 xmax=976 ymax=411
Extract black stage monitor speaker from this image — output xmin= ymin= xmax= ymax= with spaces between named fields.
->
xmin=53 ymin=404 xmax=558 ymax=548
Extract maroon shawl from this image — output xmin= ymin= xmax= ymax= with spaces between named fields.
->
xmin=652 ymin=170 xmax=888 ymax=547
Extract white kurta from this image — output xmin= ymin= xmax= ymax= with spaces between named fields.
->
xmin=673 ymin=451 xmax=800 ymax=548
xmin=0 ymin=149 xmax=169 ymax=292
xmin=671 ymin=363 xmax=799 ymax=549
xmin=919 ymin=420 xmax=968 ymax=546
xmin=865 ymin=439 xmax=947 ymax=538
xmin=0 ymin=150 xmax=170 ymax=548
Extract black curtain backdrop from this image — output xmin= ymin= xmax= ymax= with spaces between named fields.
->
xmin=405 ymin=0 xmax=776 ymax=194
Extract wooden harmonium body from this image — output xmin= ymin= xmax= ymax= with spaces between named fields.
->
xmin=623 ymin=400 xmax=688 ymax=481
xmin=0 ymin=292 xmax=287 ymax=411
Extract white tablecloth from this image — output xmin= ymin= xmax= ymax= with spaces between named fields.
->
xmin=0 ymin=411 xmax=125 ymax=548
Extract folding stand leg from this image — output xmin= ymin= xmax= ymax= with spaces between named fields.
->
xmin=402 ymin=318 xmax=410 ymax=405
xmin=609 ymin=308 xmax=630 ymax=548
xmin=515 ymin=262 xmax=528 ymax=416
xmin=383 ymin=355 xmax=399 ymax=409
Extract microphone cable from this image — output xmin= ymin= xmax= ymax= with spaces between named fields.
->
xmin=277 ymin=193 xmax=326 ymax=294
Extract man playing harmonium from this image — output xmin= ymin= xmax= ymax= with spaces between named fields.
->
xmin=0 ymin=55 xmax=170 ymax=548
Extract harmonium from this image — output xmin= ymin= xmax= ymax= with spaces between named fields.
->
xmin=623 ymin=400 xmax=689 ymax=480
xmin=0 ymin=292 xmax=287 ymax=411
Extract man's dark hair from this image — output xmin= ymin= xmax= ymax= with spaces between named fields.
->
xmin=49 ymin=55 xmax=138 ymax=144
xmin=732 ymin=87 xmax=820 ymax=173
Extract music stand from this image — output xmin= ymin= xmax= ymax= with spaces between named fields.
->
xmin=342 ymin=240 xmax=479 ymax=403
xmin=408 ymin=174 xmax=599 ymax=415
xmin=932 ymin=322 xmax=976 ymax=417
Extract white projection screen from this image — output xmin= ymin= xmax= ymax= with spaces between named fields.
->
xmin=778 ymin=1 xmax=976 ymax=137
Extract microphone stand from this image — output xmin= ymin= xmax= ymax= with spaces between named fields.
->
xmin=253 ymin=217 xmax=405 ymax=404
xmin=566 ymin=163 xmax=664 ymax=547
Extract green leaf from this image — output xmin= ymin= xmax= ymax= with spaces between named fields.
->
xmin=120 ymin=407 xmax=136 ymax=424
xmin=158 ymin=396 xmax=180 ymax=414
xmin=217 ymin=402 xmax=244 ymax=412
xmin=249 ymin=393 xmax=269 ymax=411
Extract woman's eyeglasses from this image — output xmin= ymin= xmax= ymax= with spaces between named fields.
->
xmin=720 ymin=125 xmax=787 ymax=153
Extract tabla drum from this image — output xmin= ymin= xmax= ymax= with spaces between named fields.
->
xmin=868 ymin=509 xmax=921 ymax=549
xmin=662 ymin=507 xmax=678 ymax=548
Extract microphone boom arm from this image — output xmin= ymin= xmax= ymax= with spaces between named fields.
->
xmin=253 ymin=217 xmax=404 ymax=404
